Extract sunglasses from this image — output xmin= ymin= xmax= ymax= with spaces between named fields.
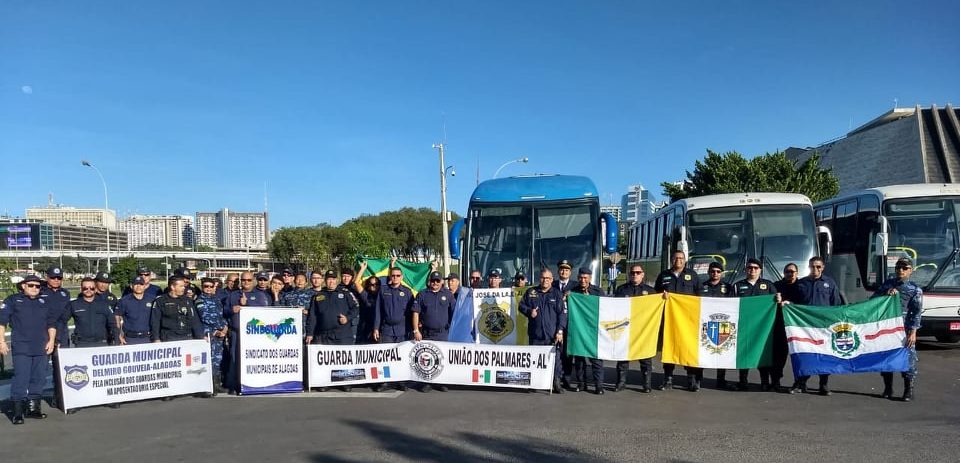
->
xmin=48 ymin=276 xmax=63 ymax=280
xmin=896 ymin=266 xmax=912 ymax=270
xmin=390 ymin=274 xmax=403 ymax=278
xmin=23 ymin=283 xmax=41 ymax=288
xmin=240 ymin=278 xmax=253 ymax=282
xmin=139 ymin=273 xmax=150 ymax=276
xmin=470 ymin=277 xmax=481 ymax=280
xmin=81 ymin=287 xmax=96 ymax=291
xmin=630 ymin=271 xmax=643 ymax=275
xmin=202 ymin=284 xmax=216 ymax=288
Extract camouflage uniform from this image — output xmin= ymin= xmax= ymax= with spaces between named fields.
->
xmin=195 ymin=293 xmax=227 ymax=376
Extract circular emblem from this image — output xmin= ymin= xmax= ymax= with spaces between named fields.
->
xmin=720 ymin=287 xmax=727 ymax=294
xmin=830 ymin=323 xmax=861 ymax=357
xmin=400 ymin=291 xmax=406 ymax=297
xmin=478 ymin=305 xmax=514 ymax=343
xmin=63 ymin=365 xmax=90 ymax=391
xmin=440 ymin=296 xmax=447 ymax=301
xmin=338 ymin=293 xmax=344 ymax=299
xmin=684 ymin=274 xmax=692 ymax=281
xmin=760 ymin=283 xmax=767 ymax=290
xmin=409 ymin=342 xmax=444 ymax=381
xmin=146 ymin=302 xmax=153 ymax=308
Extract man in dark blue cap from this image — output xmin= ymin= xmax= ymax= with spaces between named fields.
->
xmin=94 ymin=271 xmax=119 ymax=315
xmin=254 ymin=271 xmax=271 ymax=294
xmin=0 ymin=275 xmax=58 ymax=424
xmin=61 ymin=276 xmax=121 ymax=412
xmin=305 ymin=270 xmax=359 ymax=392
xmin=116 ymin=276 xmax=155 ymax=345
xmin=40 ymin=267 xmax=71 ymax=348
xmin=513 ymin=271 xmax=527 ymax=288
xmin=487 ymin=268 xmax=504 ymax=289
xmin=553 ymin=259 xmax=575 ymax=388
xmin=412 ymin=271 xmax=455 ymax=392
xmin=123 ymin=266 xmax=162 ymax=300
xmin=372 ymin=265 xmax=414 ymax=392
xmin=565 ymin=267 xmax=605 ymax=394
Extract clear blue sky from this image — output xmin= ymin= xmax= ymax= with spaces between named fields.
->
xmin=2 ymin=1 xmax=958 ymax=228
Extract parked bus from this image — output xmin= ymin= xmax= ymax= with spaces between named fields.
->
xmin=815 ymin=184 xmax=960 ymax=343
xmin=449 ymin=174 xmax=618 ymax=285
xmin=628 ymin=193 xmax=824 ymax=284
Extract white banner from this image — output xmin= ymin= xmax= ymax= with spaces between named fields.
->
xmin=472 ymin=288 xmax=529 ymax=345
xmin=239 ymin=307 xmax=304 ymax=395
xmin=57 ymin=340 xmax=212 ymax=410
xmin=308 ymin=341 xmax=556 ymax=389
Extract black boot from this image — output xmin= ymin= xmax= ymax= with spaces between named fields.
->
xmin=552 ymin=378 xmax=564 ymax=394
xmin=658 ymin=376 xmax=673 ymax=390
xmin=687 ymin=375 xmax=700 ymax=392
xmin=594 ymin=382 xmax=604 ymax=395
xmin=12 ymin=400 xmax=25 ymax=425
xmin=788 ymin=380 xmax=807 ymax=394
xmin=577 ymin=382 xmax=586 ymax=393
xmin=615 ymin=376 xmax=626 ymax=392
xmin=638 ymin=371 xmax=651 ymax=393
xmin=26 ymin=399 xmax=46 ymax=419
xmin=213 ymin=373 xmax=226 ymax=394
xmin=902 ymin=378 xmax=914 ymax=402
xmin=881 ymin=373 xmax=894 ymax=399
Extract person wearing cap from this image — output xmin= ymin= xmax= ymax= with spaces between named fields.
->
xmin=565 ymin=267 xmax=605 ymax=394
xmin=553 ymin=260 xmax=573 ymax=292
xmin=486 ymin=268 xmax=504 ymax=289
xmin=40 ymin=266 xmax=72 ymax=408
xmin=63 ymin=276 xmax=118 ymax=348
xmin=223 ymin=271 xmax=270 ymax=394
xmin=411 ymin=271 xmax=455 ymax=392
xmin=151 ymin=275 xmax=208 ymax=400
xmin=654 ymin=250 xmax=701 ymax=391
xmin=513 ymin=272 xmax=527 ymax=288
xmin=338 ymin=267 xmax=363 ymax=342
xmin=94 ymin=271 xmax=119 ymax=315
xmin=116 ymin=276 xmax=156 ymax=346
xmin=871 ymin=257 xmax=922 ymax=402
xmin=354 ymin=271 xmax=381 ymax=345
xmin=468 ymin=269 xmax=483 ymax=289
xmin=281 ymin=272 xmax=315 ymax=337
xmin=0 ymin=275 xmax=58 ymax=424
xmin=700 ymin=261 xmax=734 ymax=392
xmin=519 ymin=268 xmax=566 ymax=393
xmin=372 ymin=266 xmax=414 ymax=392
xmin=123 ymin=266 xmax=162 ymax=301
xmin=306 ymin=270 xmax=360 ymax=392
xmin=731 ymin=258 xmax=778 ymax=392
xmin=613 ymin=265 xmax=656 ymax=392
xmin=254 ymin=271 xmax=271 ymax=293
xmin=280 ymin=268 xmax=296 ymax=295
xmin=789 ymin=256 xmax=841 ymax=396
xmin=553 ymin=259 xmax=575 ymax=387
xmin=197 ymin=277 xmax=229 ymax=395
xmin=771 ymin=263 xmax=801 ymax=392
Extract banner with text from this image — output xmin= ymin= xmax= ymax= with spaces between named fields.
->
xmin=308 ymin=341 xmax=556 ymax=389
xmin=472 ymin=288 xmax=529 ymax=345
xmin=239 ymin=307 xmax=304 ymax=395
xmin=57 ymin=340 xmax=212 ymax=410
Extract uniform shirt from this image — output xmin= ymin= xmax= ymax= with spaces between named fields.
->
xmin=412 ymin=288 xmax=455 ymax=331
xmin=224 ymin=289 xmax=270 ymax=331
xmin=280 ymin=288 xmax=314 ymax=309
xmin=150 ymin=294 xmax=204 ymax=342
xmin=699 ymin=280 xmax=733 ymax=297
xmin=654 ymin=268 xmax=701 ymax=295
xmin=796 ymin=275 xmax=841 ymax=306
xmin=116 ymin=293 xmax=154 ymax=334
xmin=519 ymin=286 xmax=567 ymax=342
xmin=614 ymin=282 xmax=656 ymax=297
xmin=195 ymin=294 xmax=228 ymax=335
xmin=565 ymin=283 xmax=603 ymax=296
xmin=733 ymin=278 xmax=777 ymax=297
xmin=96 ymin=291 xmax=119 ymax=312
xmin=871 ymin=278 xmax=923 ymax=331
xmin=0 ymin=293 xmax=58 ymax=355
xmin=306 ymin=287 xmax=359 ymax=335
xmin=374 ymin=284 xmax=414 ymax=337
xmin=63 ymin=297 xmax=117 ymax=344
xmin=553 ymin=279 xmax=572 ymax=293
xmin=774 ymin=279 xmax=803 ymax=304
xmin=40 ymin=285 xmax=71 ymax=346
xmin=123 ymin=284 xmax=162 ymax=301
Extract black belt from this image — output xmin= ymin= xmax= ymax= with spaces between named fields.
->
xmin=383 ymin=319 xmax=404 ymax=326
xmin=124 ymin=331 xmax=150 ymax=338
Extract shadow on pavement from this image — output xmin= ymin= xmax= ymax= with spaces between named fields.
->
xmin=307 ymin=419 xmax=611 ymax=463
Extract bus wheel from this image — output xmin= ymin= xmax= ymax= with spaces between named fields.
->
xmin=935 ymin=334 xmax=960 ymax=343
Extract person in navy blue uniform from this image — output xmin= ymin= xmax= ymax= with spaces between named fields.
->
xmin=788 ymin=256 xmax=842 ymax=395
xmin=219 ymin=273 xmax=239 ymax=306
xmin=613 ymin=265 xmax=656 ymax=393
xmin=197 ymin=278 xmax=229 ymax=395
xmin=116 ymin=276 xmax=156 ymax=346
xmin=353 ymin=262 xmax=381 ymax=345
xmin=61 ymin=277 xmax=121 ymax=412
xmin=566 ymin=267 xmax=606 ymax=394
xmin=94 ymin=271 xmax=119 ymax=313
xmin=0 ymin=275 xmax=58 ymax=424
xmin=411 ymin=272 xmax=455 ymax=392
xmin=731 ymin=258 xmax=777 ymax=391
xmin=223 ymin=271 xmax=270 ymax=394
xmin=772 ymin=263 xmax=801 ymax=392
xmin=151 ymin=276 xmax=208 ymax=400
xmin=122 ymin=266 xmax=162 ymax=301
xmin=280 ymin=268 xmax=296 ymax=295
xmin=39 ymin=266 xmax=71 ymax=347
xmin=552 ymin=259 xmax=575 ymax=388
xmin=699 ymin=262 xmax=734 ymax=391
xmin=519 ymin=268 xmax=567 ymax=394
xmin=654 ymin=250 xmax=701 ymax=390
xmin=306 ymin=270 xmax=360 ymax=392
xmin=372 ymin=266 xmax=414 ymax=392
xmin=513 ymin=272 xmax=528 ymax=288
xmin=871 ymin=257 xmax=923 ymax=402
xmin=254 ymin=271 xmax=271 ymax=294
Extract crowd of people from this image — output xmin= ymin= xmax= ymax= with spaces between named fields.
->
xmin=0 ymin=251 xmax=922 ymax=425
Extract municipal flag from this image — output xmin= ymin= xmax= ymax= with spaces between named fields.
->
xmin=369 ymin=366 xmax=391 ymax=380
xmin=662 ymin=294 xmax=776 ymax=369
xmin=472 ymin=369 xmax=492 ymax=384
xmin=566 ymin=293 xmax=663 ymax=361
xmin=783 ymin=296 xmax=909 ymax=376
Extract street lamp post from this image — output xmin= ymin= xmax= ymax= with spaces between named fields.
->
xmin=433 ymin=143 xmax=455 ymax=279
xmin=81 ymin=160 xmax=111 ymax=272
xmin=493 ymin=156 xmax=529 ymax=179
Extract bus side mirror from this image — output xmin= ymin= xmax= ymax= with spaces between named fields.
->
xmin=600 ymin=212 xmax=618 ymax=254
xmin=449 ymin=218 xmax=465 ymax=260
xmin=817 ymin=225 xmax=833 ymax=257
xmin=875 ymin=232 xmax=888 ymax=257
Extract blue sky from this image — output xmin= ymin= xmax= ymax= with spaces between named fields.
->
xmin=2 ymin=1 xmax=958 ymax=228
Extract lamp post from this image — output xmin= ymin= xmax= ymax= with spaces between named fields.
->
xmin=433 ymin=143 xmax=455 ymax=279
xmin=493 ymin=156 xmax=529 ymax=179
xmin=81 ymin=160 xmax=111 ymax=272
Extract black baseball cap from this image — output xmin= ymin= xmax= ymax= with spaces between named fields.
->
xmin=428 ymin=271 xmax=443 ymax=281
xmin=708 ymin=262 xmax=724 ymax=272
xmin=46 ymin=267 xmax=63 ymax=278
xmin=131 ymin=276 xmax=147 ymax=285
xmin=557 ymin=259 xmax=572 ymax=269
xmin=136 ymin=266 xmax=150 ymax=275
xmin=514 ymin=272 xmax=526 ymax=280
xmin=94 ymin=271 xmax=112 ymax=283
xmin=324 ymin=270 xmax=337 ymax=279
xmin=445 ymin=273 xmax=459 ymax=281
xmin=255 ymin=271 xmax=269 ymax=280
xmin=281 ymin=268 xmax=293 ymax=275
xmin=22 ymin=275 xmax=42 ymax=284
xmin=746 ymin=258 xmax=762 ymax=268
xmin=488 ymin=268 xmax=502 ymax=278
xmin=342 ymin=268 xmax=355 ymax=277
xmin=578 ymin=267 xmax=591 ymax=276
xmin=895 ymin=257 xmax=913 ymax=268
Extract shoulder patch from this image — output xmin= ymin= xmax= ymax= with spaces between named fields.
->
xmin=683 ymin=274 xmax=692 ymax=281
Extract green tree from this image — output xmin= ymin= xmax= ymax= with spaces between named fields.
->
xmin=661 ymin=150 xmax=839 ymax=203
xmin=111 ymin=255 xmax=140 ymax=290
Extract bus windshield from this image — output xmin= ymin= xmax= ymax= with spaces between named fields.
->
xmin=686 ymin=205 xmax=817 ymax=282
xmin=884 ymin=198 xmax=960 ymax=290
xmin=468 ymin=202 xmax=598 ymax=280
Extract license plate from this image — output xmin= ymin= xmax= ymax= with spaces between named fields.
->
xmin=950 ymin=322 xmax=960 ymax=331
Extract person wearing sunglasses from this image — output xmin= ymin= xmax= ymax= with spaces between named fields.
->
xmin=123 ymin=266 xmax=162 ymax=301
xmin=116 ymin=276 xmax=156 ymax=346
xmin=411 ymin=271 xmax=456 ymax=392
xmin=871 ymin=257 xmax=922 ymax=402
xmin=197 ymin=277 xmax=229 ymax=396
xmin=654 ymin=250 xmax=701 ymax=391
xmin=372 ymin=266 xmax=414 ymax=392
xmin=566 ymin=267 xmax=605 ymax=394
xmin=305 ymin=270 xmax=360 ymax=392
xmin=223 ymin=271 xmax=269 ymax=394
xmin=519 ymin=268 xmax=567 ymax=394
xmin=699 ymin=262 xmax=734 ymax=392
xmin=789 ymin=256 xmax=841 ymax=396
xmin=468 ymin=270 xmax=483 ymax=289
xmin=613 ymin=265 xmax=656 ymax=393
xmin=0 ymin=275 xmax=58 ymax=424
xmin=772 ymin=263 xmax=801 ymax=392
xmin=60 ymin=276 xmax=121 ymax=413
xmin=731 ymin=258 xmax=778 ymax=392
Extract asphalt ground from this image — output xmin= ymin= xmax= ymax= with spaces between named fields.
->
xmin=0 ymin=339 xmax=957 ymax=463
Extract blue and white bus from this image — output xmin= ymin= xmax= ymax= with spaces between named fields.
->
xmin=449 ymin=174 xmax=618 ymax=285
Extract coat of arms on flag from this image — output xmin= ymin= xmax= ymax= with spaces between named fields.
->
xmin=701 ymin=313 xmax=737 ymax=354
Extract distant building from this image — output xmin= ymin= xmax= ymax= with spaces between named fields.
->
xmin=196 ymin=208 xmax=269 ymax=249
xmin=118 ymin=215 xmax=194 ymax=250
xmin=620 ymin=184 xmax=656 ymax=224
xmin=26 ymin=206 xmax=117 ymax=230
xmin=600 ymin=205 xmax=622 ymax=222
xmin=786 ymin=104 xmax=960 ymax=194
xmin=0 ymin=218 xmax=128 ymax=251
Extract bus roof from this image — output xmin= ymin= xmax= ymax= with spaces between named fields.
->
xmin=681 ymin=192 xmax=812 ymax=211
xmin=820 ymin=183 xmax=960 ymax=204
xmin=470 ymin=174 xmax=599 ymax=203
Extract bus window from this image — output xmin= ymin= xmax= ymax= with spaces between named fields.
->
xmin=833 ymin=200 xmax=858 ymax=254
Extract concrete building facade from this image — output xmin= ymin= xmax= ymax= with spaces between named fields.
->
xmin=196 ymin=208 xmax=269 ymax=249
xmin=118 ymin=215 xmax=195 ymax=249
xmin=26 ymin=206 xmax=118 ymax=230
xmin=620 ymin=184 xmax=656 ymax=225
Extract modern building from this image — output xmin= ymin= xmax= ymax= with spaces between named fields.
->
xmin=0 ymin=218 xmax=128 ymax=251
xmin=196 ymin=208 xmax=269 ymax=250
xmin=26 ymin=206 xmax=118 ymax=230
xmin=786 ymin=104 xmax=960 ymax=194
xmin=600 ymin=205 xmax=622 ymax=222
xmin=118 ymin=215 xmax=195 ymax=249
xmin=620 ymin=184 xmax=656 ymax=225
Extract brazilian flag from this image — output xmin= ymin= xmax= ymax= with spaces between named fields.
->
xmin=357 ymin=257 xmax=432 ymax=296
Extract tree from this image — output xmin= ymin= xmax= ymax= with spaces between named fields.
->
xmin=661 ymin=150 xmax=839 ymax=203
xmin=111 ymin=255 xmax=140 ymax=290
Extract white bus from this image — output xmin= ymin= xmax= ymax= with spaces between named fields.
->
xmin=628 ymin=193 xmax=824 ymax=284
xmin=815 ymin=184 xmax=960 ymax=343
